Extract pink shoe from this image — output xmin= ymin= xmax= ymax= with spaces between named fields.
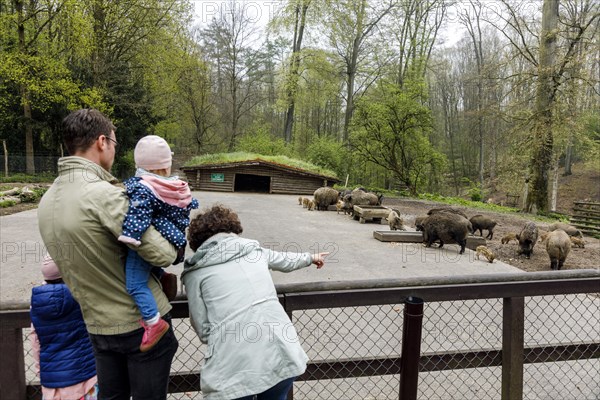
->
xmin=140 ymin=319 xmax=169 ymax=352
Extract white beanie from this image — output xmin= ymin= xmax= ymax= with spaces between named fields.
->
xmin=134 ymin=135 xmax=173 ymax=170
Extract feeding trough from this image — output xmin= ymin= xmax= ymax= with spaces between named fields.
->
xmin=352 ymin=205 xmax=390 ymax=224
xmin=373 ymin=231 xmax=486 ymax=250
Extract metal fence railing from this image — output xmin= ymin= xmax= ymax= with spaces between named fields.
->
xmin=0 ymin=154 xmax=60 ymax=176
xmin=1 ymin=270 xmax=599 ymax=400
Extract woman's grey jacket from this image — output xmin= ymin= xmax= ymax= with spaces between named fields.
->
xmin=181 ymin=233 xmax=312 ymax=400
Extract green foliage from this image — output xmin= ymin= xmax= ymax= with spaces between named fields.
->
xmin=468 ymin=187 xmax=482 ymax=202
xmin=461 ymin=178 xmax=482 ymax=202
xmin=235 ymin=124 xmax=291 ymax=156
xmin=416 ymin=192 xmax=571 ymax=223
xmin=0 ymin=173 xmax=56 ymax=183
xmin=0 ymin=200 xmax=17 ymax=208
xmin=418 ymin=193 xmax=519 ymax=213
xmin=306 ymin=136 xmax=344 ymax=177
xmin=185 ymin=152 xmax=338 ymax=179
xmin=577 ymin=111 xmax=600 ymax=163
xmin=350 ymin=80 xmax=446 ymax=194
xmin=12 ymin=186 xmax=48 ymax=203
xmin=111 ymin=150 xmax=136 ymax=180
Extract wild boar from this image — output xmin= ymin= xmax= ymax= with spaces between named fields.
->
xmin=501 ymin=232 xmax=518 ymax=244
xmin=421 ymin=212 xmax=471 ymax=254
xmin=517 ymin=222 xmax=539 ymax=258
xmin=342 ymin=189 xmax=379 ymax=216
xmin=469 ymin=215 xmax=497 ymax=240
xmin=547 ymin=222 xmax=583 ymax=238
xmin=427 ymin=207 xmax=469 ymax=219
xmin=545 ymin=229 xmax=571 ymax=270
xmin=313 ymin=187 xmax=340 ymax=211
xmin=475 ymin=245 xmax=495 ymax=263
xmin=388 ymin=210 xmax=405 ymax=231
xmin=570 ymin=236 xmax=585 ymax=248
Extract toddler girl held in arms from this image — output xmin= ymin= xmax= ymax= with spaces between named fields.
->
xmin=119 ymin=135 xmax=198 ymax=352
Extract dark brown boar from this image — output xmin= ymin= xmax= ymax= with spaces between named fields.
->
xmin=516 ymin=222 xmax=539 ymax=258
xmin=427 ymin=207 xmax=469 ymax=219
xmin=469 ymin=215 xmax=497 ymax=240
xmin=421 ymin=213 xmax=470 ymax=254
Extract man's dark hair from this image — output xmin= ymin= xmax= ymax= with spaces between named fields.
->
xmin=62 ymin=109 xmax=116 ymax=154
xmin=188 ymin=204 xmax=243 ymax=251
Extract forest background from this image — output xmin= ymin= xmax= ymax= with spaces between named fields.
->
xmin=0 ymin=0 xmax=598 ymax=213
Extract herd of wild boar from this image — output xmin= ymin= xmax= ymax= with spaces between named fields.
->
xmin=299 ymin=187 xmax=586 ymax=271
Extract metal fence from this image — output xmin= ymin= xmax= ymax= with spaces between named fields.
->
xmin=0 ymin=154 xmax=60 ymax=175
xmin=1 ymin=270 xmax=599 ymax=400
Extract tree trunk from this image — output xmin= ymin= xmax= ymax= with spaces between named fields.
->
xmin=342 ymin=0 xmax=366 ymax=145
xmin=15 ymin=0 xmax=35 ymax=174
xmin=23 ymin=100 xmax=34 ymax=174
xmin=525 ymin=0 xmax=559 ymax=213
xmin=343 ymin=62 xmax=357 ymax=145
xmin=283 ymin=1 xmax=309 ymax=144
xmin=3 ymin=140 xmax=8 ymax=177
xmin=550 ymin=158 xmax=559 ymax=212
xmin=563 ymin=139 xmax=573 ymax=175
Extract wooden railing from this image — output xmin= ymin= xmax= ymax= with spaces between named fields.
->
xmin=1 ymin=270 xmax=599 ymax=400
xmin=571 ymin=201 xmax=600 ymax=236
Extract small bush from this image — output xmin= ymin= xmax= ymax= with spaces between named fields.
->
xmin=468 ymin=186 xmax=482 ymax=202
xmin=0 ymin=199 xmax=17 ymax=208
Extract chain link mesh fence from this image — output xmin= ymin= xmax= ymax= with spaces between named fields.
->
xmin=419 ymin=299 xmax=504 ymax=400
xmin=21 ymin=293 xmax=599 ymax=400
xmin=522 ymin=294 xmax=600 ymax=400
xmin=0 ymin=154 xmax=59 ymax=176
xmin=293 ymin=304 xmax=404 ymax=399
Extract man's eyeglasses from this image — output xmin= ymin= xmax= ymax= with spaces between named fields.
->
xmin=104 ymin=135 xmax=119 ymax=148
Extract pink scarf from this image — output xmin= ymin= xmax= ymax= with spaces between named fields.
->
xmin=139 ymin=175 xmax=193 ymax=208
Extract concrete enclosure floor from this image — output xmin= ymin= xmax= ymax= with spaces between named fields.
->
xmin=0 ymin=191 xmax=522 ymax=304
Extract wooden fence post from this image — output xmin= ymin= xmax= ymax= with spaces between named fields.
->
xmin=2 ymin=139 xmax=8 ymax=177
xmin=502 ymin=297 xmax=525 ymax=400
xmin=0 ymin=325 xmax=26 ymax=399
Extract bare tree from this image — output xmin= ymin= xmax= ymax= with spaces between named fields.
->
xmin=323 ymin=0 xmax=397 ymax=144
xmin=201 ymin=1 xmax=265 ymax=150
xmin=393 ymin=0 xmax=446 ymax=86
xmin=459 ymin=0 xmax=488 ymax=197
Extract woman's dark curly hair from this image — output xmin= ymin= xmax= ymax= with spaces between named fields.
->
xmin=188 ymin=204 xmax=243 ymax=251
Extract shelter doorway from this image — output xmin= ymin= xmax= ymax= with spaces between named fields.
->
xmin=234 ymin=174 xmax=271 ymax=193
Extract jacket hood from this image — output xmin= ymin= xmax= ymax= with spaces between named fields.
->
xmin=57 ymin=156 xmax=118 ymax=184
xmin=181 ymin=233 xmax=260 ymax=278
xmin=31 ymin=284 xmax=78 ymax=320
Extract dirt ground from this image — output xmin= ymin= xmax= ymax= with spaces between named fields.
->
xmin=382 ymin=197 xmax=600 ymax=273
xmin=0 ymin=183 xmax=50 ymax=217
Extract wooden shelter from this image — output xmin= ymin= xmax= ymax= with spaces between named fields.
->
xmin=181 ymin=159 xmax=340 ymax=195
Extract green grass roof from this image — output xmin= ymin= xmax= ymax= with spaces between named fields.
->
xmin=184 ymin=152 xmax=339 ymax=179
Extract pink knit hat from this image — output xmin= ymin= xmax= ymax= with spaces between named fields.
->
xmin=134 ymin=135 xmax=173 ymax=170
xmin=42 ymin=255 xmax=61 ymax=281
